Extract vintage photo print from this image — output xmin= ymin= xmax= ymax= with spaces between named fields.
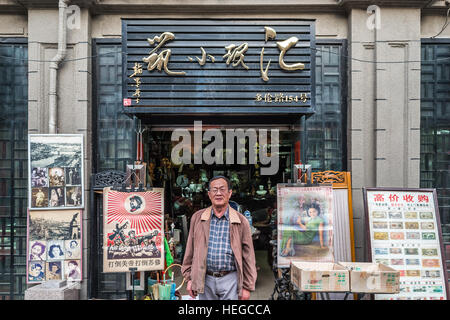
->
xmin=49 ymin=167 xmax=65 ymax=187
xmin=46 ymin=261 xmax=63 ymax=281
xmin=29 ymin=240 xmax=47 ymax=261
xmin=28 ymin=134 xmax=84 ymax=209
xmin=65 ymin=260 xmax=82 ymax=281
xmin=65 ymin=166 xmax=81 ymax=186
xmin=27 ymin=210 xmax=82 ymax=284
xmin=29 ymin=210 xmax=81 ymax=241
xmin=31 ymin=188 xmax=49 ymax=208
xmin=46 ymin=240 xmax=65 ymax=260
xmin=65 ymin=239 xmax=81 ymax=259
xmin=49 ymin=187 xmax=65 ymax=207
xmin=277 ymin=185 xmax=334 ymax=267
xmin=66 ymin=186 xmax=82 ymax=207
xmin=28 ymin=261 xmax=46 ymax=283
xmin=31 ymin=167 xmax=48 ymax=188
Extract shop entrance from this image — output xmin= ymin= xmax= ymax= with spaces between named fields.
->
xmin=143 ymin=124 xmax=299 ymax=299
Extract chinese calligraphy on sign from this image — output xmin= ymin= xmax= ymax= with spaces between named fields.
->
xmin=137 ymin=27 xmax=305 ymax=80
xmin=142 ymin=32 xmax=186 ymax=76
xmin=129 ymin=63 xmax=142 ymax=104
xmin=187 ymin=47 xmax=215 ymax=66
xmin=122 ymin=19 xmax=315 ymax=112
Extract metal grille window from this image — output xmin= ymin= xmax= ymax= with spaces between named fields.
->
xmin=92 ymin=40 xmax=134 ymax=299
xmin=420 ymin=40 xmax=450 ymax=275
xmin=94 ymin=41 xmax=134 ymax=173
xmin=0 ymin=39 xmax=28 ymax=300
xmin=306 ymin=41 xmax=347 ymax=171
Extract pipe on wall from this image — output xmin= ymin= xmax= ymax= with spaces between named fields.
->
xmin=49 ymin=0 xmax=70 ymax=134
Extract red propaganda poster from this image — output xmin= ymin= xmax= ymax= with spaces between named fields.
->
xmin=103 ymin=187 xmax=165 ymax=273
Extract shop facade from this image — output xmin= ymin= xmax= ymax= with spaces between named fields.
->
xmin=0 ymin=0 xmax=449 ymax=299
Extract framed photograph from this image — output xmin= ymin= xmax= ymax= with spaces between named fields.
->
xmin=31 ymin=167 xmax=48 ymax=188
xmin=65 ymin=239 xmax=81 ymax=259
xmin=103 ymin=187 xmax=165 ymax=273
xmin=29 ymin=240 xmax=47 ymax=261
xmin=277 ymin=184 xmax=334 ymax=268
xmin=46 ymin=261 xmax=63 ymax=281
xmin=28 ymin=134 xmax=84 ymax=210
xmin=363 ymin=188 xmax=449 ymax=300
xmin=26 ymin=209 xmax=83 ymax=284
xmin=64 ymin=260 xmax=82 ymax=281
xmin=28 ymin=261 xmax=46 ymax=283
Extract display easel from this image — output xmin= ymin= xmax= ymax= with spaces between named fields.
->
xmin=273 ymin=168 xmax=357 ymax=300
xmin=271 ymin=175 xmax=329 ymax=300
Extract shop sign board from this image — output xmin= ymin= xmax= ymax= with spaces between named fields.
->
xmin=363 ymin=188 xmax=449 ymax=300
xmin=103 ymin=187 xmax=165 ymax=273
xmin=122 ymin=19 xmax=315 ymax=115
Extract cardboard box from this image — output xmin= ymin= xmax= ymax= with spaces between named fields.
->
xmin=338 ymin=262 xmax=400 ymax=294
xmin=290 ymin=261 xmax=350 ymax=292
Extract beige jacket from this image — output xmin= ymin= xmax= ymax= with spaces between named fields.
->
xmin=181 ymin=205 xmax=257 ymax=296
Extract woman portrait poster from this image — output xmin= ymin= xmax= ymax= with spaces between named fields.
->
xmin=277 ymin=185 xmax=334 ymax=267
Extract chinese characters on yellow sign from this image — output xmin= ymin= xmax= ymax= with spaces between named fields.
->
xmin=129 ymin=26 xmax=308 ymax=105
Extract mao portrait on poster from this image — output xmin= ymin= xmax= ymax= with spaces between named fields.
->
xmin=103 ymin=187 xmax=165 ymax=273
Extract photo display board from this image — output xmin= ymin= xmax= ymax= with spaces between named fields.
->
xmin=277 ymin=185 xmax=334 ymax=268
xmin=364 ymin=188 xmax=449 ymax=300
xmin=103 ymin=187 xmax=165 ymax=273
xmin=27 ymin=210 xmax=82 ymax=284
xmin=28 ymin=134 xmax=84 ymax=210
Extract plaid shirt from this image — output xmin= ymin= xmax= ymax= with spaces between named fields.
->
xmin=206 ymin=207 xmax=236 ymax=272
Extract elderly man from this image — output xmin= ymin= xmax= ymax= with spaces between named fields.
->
xmin=181 ymin=175 xmax=257 ymax=300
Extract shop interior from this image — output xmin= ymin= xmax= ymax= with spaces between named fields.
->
xmin=135 ymin=127 xmax=297 ymax=299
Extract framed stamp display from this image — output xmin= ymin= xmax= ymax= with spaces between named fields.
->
xmin=27 ymin=209 xmax=83 ymax=284
xmin=363 ymin=187 xmax=449 ymax=300
xmin=103 ymin=187 xmax=165 ymax=273
xmin=28 ymin=134 xmax=84 ymax=210
xmin=277 ymin=184 xmax=334 ymax=268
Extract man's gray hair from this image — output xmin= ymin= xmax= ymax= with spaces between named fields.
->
xmin=208 ymin=175 xmax=231 ymax=190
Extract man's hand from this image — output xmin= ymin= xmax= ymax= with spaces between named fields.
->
xmin=239 ymin=288 xmax=251 ymax=300
xmin=187 ymin=280 xmax=197 ymax=299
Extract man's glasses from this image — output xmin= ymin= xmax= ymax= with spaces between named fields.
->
xmin=210 ymin=187 xmax=228 ymax=195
